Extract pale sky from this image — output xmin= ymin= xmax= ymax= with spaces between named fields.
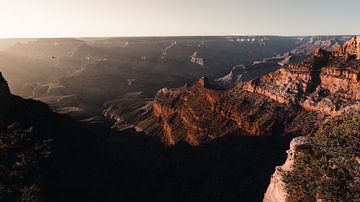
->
xmin=0 ymin=0 xmax=359 ymax=38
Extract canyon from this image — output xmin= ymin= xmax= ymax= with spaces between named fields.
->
xmin=106 ymin=36 xmax=360 ymax=201
xmin=1 ymin=35 xmax=359 ymax=201
xmin=0 ymin=72 xmax=291 ymax=201
xmin=113 ymin=36 xmax=360 ymax=147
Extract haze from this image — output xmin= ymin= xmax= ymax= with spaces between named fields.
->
xmin=0 ymin=0 xmax=359 ymax=38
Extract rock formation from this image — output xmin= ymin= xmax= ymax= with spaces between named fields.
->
xmin=263 ymin=137 xmax=311 ymax=202
xmin=262 ymin=36 xmax=360 ymax=201
xmin=137 ymin=76 xmax=322 ymax=146
xmin=190 ymin=51 xmax=204 ymax=66
xmin=102 ymin=36 xmax=360 ymax=147
xmin=342 ymin=35 xmax=360 ymax=59
xmin=116 ymin=36 xmax=360 ymax=146
xmin=243 ymin=37 xmax=360 ymax=116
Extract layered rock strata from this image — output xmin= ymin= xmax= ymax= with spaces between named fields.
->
xmin=108 ymin=36 xmax=360 ymax=146
xmin=149 ymin=77 xmax=321 ymax=146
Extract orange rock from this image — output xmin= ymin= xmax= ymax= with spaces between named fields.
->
xmin=139 ymin=36 xmax=360 ymax=146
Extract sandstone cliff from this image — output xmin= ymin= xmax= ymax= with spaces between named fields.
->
xmin=264 ymin=111 xmax=360 ymax=202
xmin=148 ymin=76 xmax=321 ymax=146
xmin=243 ymin=37 xmax=360 ymax=116
xmin=263 ymin=137 xmax=310 ymax=202
xmin=263 ymin=36 xmax=360 ymax=202
xmin=342 ymin=35 xmax=360 ymax=59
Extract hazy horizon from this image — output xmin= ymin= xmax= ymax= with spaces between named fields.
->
xmin=0 ymin=0 xmax=359 ymax=38
xmin=0 ymin=34 xmax=357 ymax=39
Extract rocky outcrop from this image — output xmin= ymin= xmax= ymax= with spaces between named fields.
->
xmin=0 ymin=72 xmax=12 ymax=118
xmin=244 ymin=62 xmax=360 ymax=116
xmin=263 ymin=137 xmax=311 ymax=202
xmin=342 ymin=35 xmax=360 ymax=59
xmin=151 ymin=80 xmax=233 ymax=146
xmin=214 ymin=37 xmax=348 ymax=88
xmin=243 ymin=36 xmax=360 ymax=116
xmin=263 ymin=36 xmax=360 ymax=201
xmin=149 ymin=77 xmax=321 ymax=146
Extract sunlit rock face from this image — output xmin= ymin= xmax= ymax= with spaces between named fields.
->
xmin=263 ymin=36 xmax=360 ymax=202
xmin=150 ymin=76 xmax=321 ymax=146
xmin=263 ymin=137 xmax=311 ymax=202
xmin=342 ymin=35 xmax=360 ymax=59
xmin=243 ymin=36 xmax=360 ymax=117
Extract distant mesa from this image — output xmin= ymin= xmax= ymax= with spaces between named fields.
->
xmin=190 ymin=51 xmax=204 ymax=66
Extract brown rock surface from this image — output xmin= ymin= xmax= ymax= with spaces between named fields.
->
xmin=243 ymin=37 xmax=360 ymax=117
xmin=342 ymin=35 xmax=360 ymax=59
xmin=263 ymin=137 xmax=311 ymax=202
xmin=150 ymin=77 xmax=321 ymax=146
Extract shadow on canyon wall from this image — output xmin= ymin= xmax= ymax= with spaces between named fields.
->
xmin=45 ymin=119 xmax=292 ymax=202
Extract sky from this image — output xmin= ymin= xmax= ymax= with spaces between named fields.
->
xmin=0 ymin=0 xmax=359 ymax=38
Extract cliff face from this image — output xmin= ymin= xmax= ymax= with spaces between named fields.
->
xmin=152 ymin=79 xmax=235 ymax=146
xmin=243 ymin=40 xmax=360 ymax=116
xmin=150 ymin=77 xmax=321 ymax=146
xmin=263 ymin=137 xmax=311 ymax=202
xmin=342 ymin=35 xmax=360 ymax=59
xmin=263 ymin=36 xmax=360 ymax=202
